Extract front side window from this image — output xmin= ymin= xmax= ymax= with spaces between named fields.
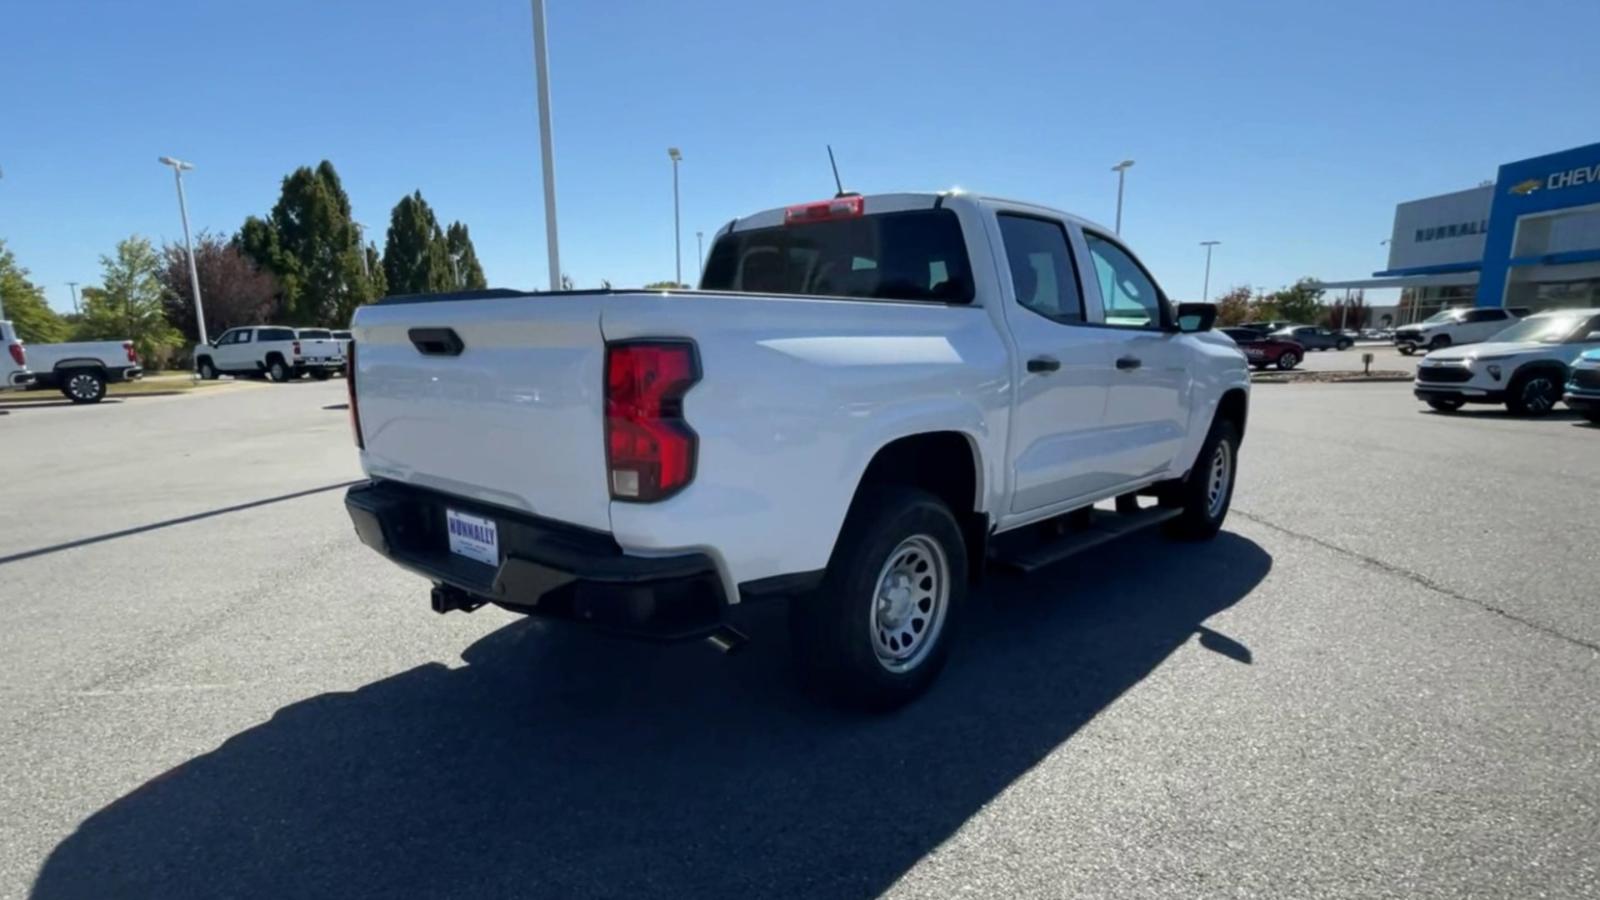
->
xmin=997 ymin=215 xmax=1084 ymax=324
xmin=1084 ymin=233 xmax=1164 ymax=328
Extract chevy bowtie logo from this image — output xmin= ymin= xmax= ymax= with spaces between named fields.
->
xmin=1509 ymin=179 xmax=1541 ymax=196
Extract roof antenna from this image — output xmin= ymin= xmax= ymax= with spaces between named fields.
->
xmin=827 ymin=145 xmax=857 ymax=198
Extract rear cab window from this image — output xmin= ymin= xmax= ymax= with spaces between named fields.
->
xmin=702 ymin=208 xmax=974 ymax=303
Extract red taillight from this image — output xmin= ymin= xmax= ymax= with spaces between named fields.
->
xmin=346 ymin=340 xmax=364 ymax=449
xmin=124 ymin=341 xmax=137 ymax=363
xmin=784 ymin=195 xmax=864 ymax=225
xmin=7 ymin=343 xmax=23 ymax=367
xmin=292 ymin=340 xmax=302 ymax=357
xmin=605 ymin=341 xmax=700 ymax=502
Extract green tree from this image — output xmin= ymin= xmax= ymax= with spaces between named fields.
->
xmin=0 ymin=239 xmax=71 ymax=342
xmin=383 ymin=191 xmax=452 ymax=296
xmin=238 ymin=160 xmax=376 ymax=326
xmin=76 ymin=237 xmax=183 ymax=368
xmin=643 ymin=281 xmax=687 ymax=290
xmin=444 ymin=222 xmax=487 ymax=290
xmin=1212 ymin=285 xmax=1254 ymax=326
xmin=365 ymin=243 xmax=387 ymax=299
xmin=1267 ymin=277 xmax=1325 ymax=325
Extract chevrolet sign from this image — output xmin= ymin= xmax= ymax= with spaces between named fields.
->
xmin=1546 ymin=163 xmax=1600 ymax=191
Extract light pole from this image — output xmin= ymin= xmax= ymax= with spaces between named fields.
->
xmin=1111 ymin=159 xmax=1134 ymax=235
xmin=668 ymin=147 xmax=683 ymax=287
xmin=530 ymin=0 xmax=561 ymax=291
xmin=353 ymin=221 xmax=372 ymax=281
xmin=159 ymin=156 xmax=208 ymax=348
xmin=1199 ymin=240 xmax=1220 ymax=302
xmin=66 ymin=282 xmax=81 ymax=314
xmin=696 ymin=230 xmax=704 ymax=284
xmin=450 ymin=252 xmax=463 ymax=288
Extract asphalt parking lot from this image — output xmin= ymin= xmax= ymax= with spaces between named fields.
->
xmin=3 ymin=379 xmax=1597 ymax=899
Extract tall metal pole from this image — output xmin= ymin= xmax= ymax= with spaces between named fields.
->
xmin=161 ymin=157 xmax=208 ymax=347
xmin=1200 ymin=240 xmax=1220 ymax=302
xmin=67 ymin=281 xmax=81 ymax=314
xmin=668 ymin=148 xmax=682 ymax=287
xmin=530 ymin=0 xmax=561 ymax=291
xmin=353 ymin=222 xmax=372 ymax=281
xmin=450 ymin=254 xmax=462 ymax=288
xmin=1111 ymin=159 xmax=1134 ymax=235
xmin=696 ymin=231 xmax=704 ymax=284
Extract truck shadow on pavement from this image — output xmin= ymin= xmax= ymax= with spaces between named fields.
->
xmin=32 ymin=532 xmax=1270 ymax=900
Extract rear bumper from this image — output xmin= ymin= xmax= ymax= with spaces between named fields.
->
xmin=296 ymin=359 xmax=345 ymax=371
xmin=110 ymin=366 xmax=142 ymax=384
xmin=345 ymin=480 xmax=730 ymax=640
xmin=6 ymin=371 xmax=35 ymax=388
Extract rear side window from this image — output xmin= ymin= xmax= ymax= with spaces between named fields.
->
xmin=260 ymin=328 xmax=295 ymax=341
xmin=701 ymin=209 xmax=974 ymax=303
xmin=997 ymin=215 xmax=1084 ymax=324
xmin=299 ymin=329 xmax=332 ymax=339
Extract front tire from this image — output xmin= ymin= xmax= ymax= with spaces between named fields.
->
xmin=1162 ymin=419 xmax=1239 ymax=541
xmin=1506 ymin=370 xmax=1562 ymax=416
xmin=1428 ymin=335 xmax=1452 ymax=351
xmin=60 ymin=370 xmax=107 ymax=404
xmin=197 ymin=358 xmax=218 ymax=380
xmin=791 ymin=486 xmax=967 ymax=711
xmin=1426 ymin=398 xmax=1465 ymax=412
xmin=1276 ymin=351 xmax=1300 ymax=371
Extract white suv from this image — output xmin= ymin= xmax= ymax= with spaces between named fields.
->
xmin=1413 ymin=308 xmax=1600 ymax=415
xmin=1393 ymin=306 xmax=1530 ymax=355
xmin=195 ymin=325 xmax=345 ymax=382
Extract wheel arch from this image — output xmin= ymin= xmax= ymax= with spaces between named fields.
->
xmin=839 ymin=430 xmax=988 ymax=581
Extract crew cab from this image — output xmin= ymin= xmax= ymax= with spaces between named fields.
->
xmin=342 ymin=192 xmax=1250 ymax=708
xmin=195 ymin=325 xmax=344 ymax=382
xmin=1393 ymin=306 xmax=1530 ymax=355
xmin=1563 ymin=349 xmax=1600 ymax=424
xmin=1413 ymin=308 xmax=1600 ymax=415
xmin=0 ymin=324 xmax=142 ymax=404
xmin=1222 ymin=327 xmax=1303 ymax=370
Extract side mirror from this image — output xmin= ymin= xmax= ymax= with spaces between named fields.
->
xmin=1175 ymin=302 xmax=1217 ymax=333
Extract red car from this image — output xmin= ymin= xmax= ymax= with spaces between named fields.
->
xmin=1222 ymin=327 xmax=1304 ymax=371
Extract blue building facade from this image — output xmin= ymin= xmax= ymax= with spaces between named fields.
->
xmin=1476 ymin=142 xmax=1600 ymax=309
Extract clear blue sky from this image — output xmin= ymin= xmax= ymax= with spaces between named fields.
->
xmin=4 ymin=0 xmax=1599 ymax=313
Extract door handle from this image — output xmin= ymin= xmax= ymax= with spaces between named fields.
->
xmin=1026 ymin=356 xmax=1061 ymax=374
xmin=1115 ymin=356 xmax=1142 ymax=371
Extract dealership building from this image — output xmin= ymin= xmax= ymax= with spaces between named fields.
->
xmin=1323 ymin=141 xmax=1600 ymax=324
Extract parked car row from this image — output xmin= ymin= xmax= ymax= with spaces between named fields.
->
xmin=1413 ymin=308 xmax=1600 ymax=417
xmin=0 ymin=320 xmax=143 ymax=404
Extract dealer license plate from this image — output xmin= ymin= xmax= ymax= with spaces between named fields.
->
xmin=445 ymin=509 xmax=499 ymax=565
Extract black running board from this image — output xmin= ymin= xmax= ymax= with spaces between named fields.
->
xmin=993 ymin=506 xmax=1181 ymax=574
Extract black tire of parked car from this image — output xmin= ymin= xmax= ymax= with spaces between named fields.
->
xmin=1161 ymin=418 xmax=1239 ymax=541
xmin=311 ymin=369 xmax=333 ymax=381
xmin=1336 ymin=339 xmax=1353 ymax=351
xmin=197 ymin=358 xmax=218 ymax=380
xmin=1506 ymin=369 xmax=1563 ymax=417
xmin=1426 ymin=398 xmax=1465 ymax=412
xmin=790 ymin=485 xmax=967 ymax=711
xmin=59 ymin=368 xmax=107 ymax=404
xmin=267 ymin=358 xmax=290 ymax=383
xmin=1428 ymin=335 xmax=1452 ymax=351
xmin=1398 ymin=344 xmax=1416 ymax=356
xmin=1276 ymin=351 xmax=1300 ymax=370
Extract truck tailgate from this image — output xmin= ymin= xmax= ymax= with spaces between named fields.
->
xmin=351 ymin=295 xmax=611 ymax=533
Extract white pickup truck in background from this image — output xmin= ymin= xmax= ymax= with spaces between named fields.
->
xmin=195 ymin=325 xmax=345 ymax=382
xmin=343 ymin=191 xmax=1250 ymax=708
xmin=0 ymin=322 xmax=141 ymax=403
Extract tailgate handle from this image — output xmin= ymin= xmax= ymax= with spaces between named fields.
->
xmin=408 ymin=328 xmax=464 ymax=357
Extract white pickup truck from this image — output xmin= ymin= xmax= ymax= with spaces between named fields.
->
xmin=0 ymin=322 xmax=142 ymax=403
xmin=1392 ymin=306 xmax=1530 ymax=355
xmin=194 ymin=325 xmax=345 ymax=382
xmin=343 ymin=192 xmax=1250 ymax=708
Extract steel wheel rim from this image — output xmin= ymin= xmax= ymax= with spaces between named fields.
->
xmin=1206 ymin=440 xmax=1233 ymax=519
xmin=869 ymin=534 xmax=949 ymax=673
xmin=1525 ymin=378 xmax=1554 ymax=412
xmin=69 ymin=374 xmax=98 ymax=399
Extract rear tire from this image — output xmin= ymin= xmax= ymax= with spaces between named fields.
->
xmin=1276 ymin=351 xmax=1300 ymax=371
xmin=1506 ymin=370 xmax=1562 ymax=416
xmin=60 ymin=369 xmax=107 ymax=404
xmin=1161 ymin=418 xmax=1239 ymax=541
xmin=267 ymin=358 xmax=289 ymax=383
xmin=790 ymin=486 xmax=967 ymax=712
xmin=1426 ymin=398 xmax=1464 ymax=412
xmin=1336 ymin=339 xmax=1352 ymax=351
